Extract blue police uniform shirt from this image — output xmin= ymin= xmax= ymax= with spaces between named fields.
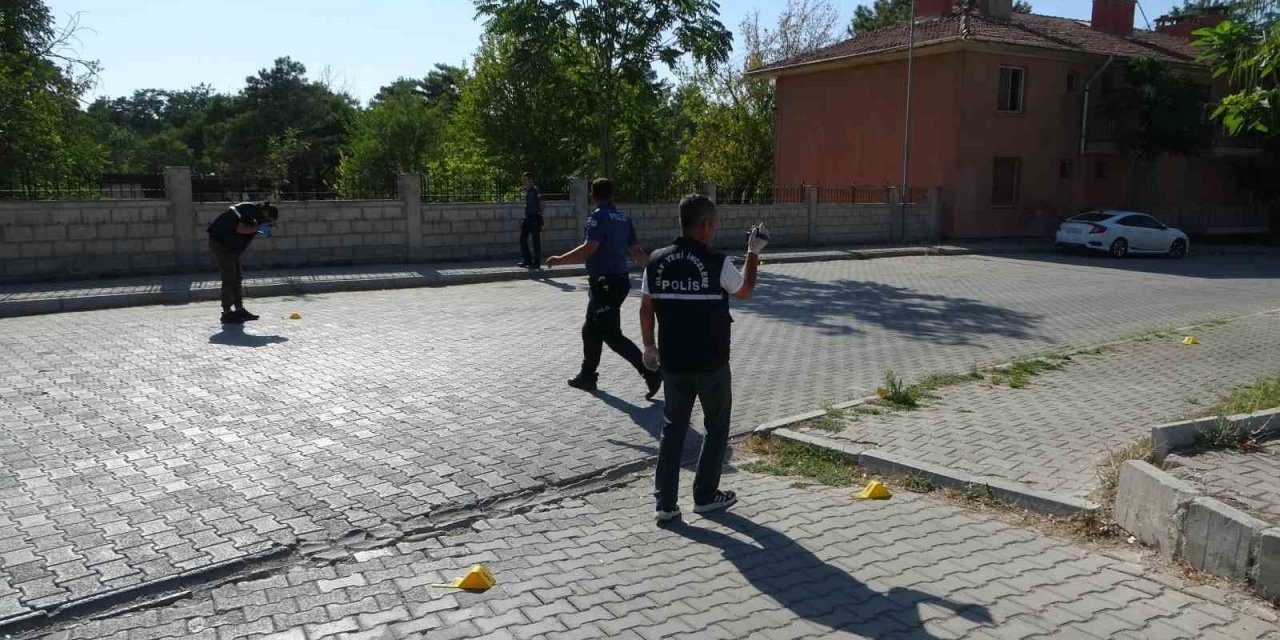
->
xmin=583 ymin=204 xmax=637 ymax=276
xmin=524 ymin=185 xmax=540 ymax=218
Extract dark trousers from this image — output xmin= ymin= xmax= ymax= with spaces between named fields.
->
xmin=580 ymin=274 xmax=647 ymax=377
xmin=209 ymin=239 xmax=244 ymax=311
xmin=655 ymin=366 xmax=733 ymax=509
xmin=520 ymin=216 xmax=542 ymax=266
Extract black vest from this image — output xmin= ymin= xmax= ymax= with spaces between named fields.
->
xmin=646 ymin=238 xmax=732 ymax=373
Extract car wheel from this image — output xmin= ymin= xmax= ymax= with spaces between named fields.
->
xmin=1109 ymin=238 xmax=1128 ymax=259
xmin=1168 ymin=239 xmax=1187 ymax=259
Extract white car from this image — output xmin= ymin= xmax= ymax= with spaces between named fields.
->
xmin=1055 ymin=210 xmax=1189 ymax=259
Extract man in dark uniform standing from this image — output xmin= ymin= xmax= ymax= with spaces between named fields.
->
xmin=517 ymin=172 xmax=543 ymax=270
xmin=206 ymin=201 xmax=277 ymax=325
xmin=547 ymin=178 xmax=661 ymax=398
xmin=640 ymin=194 xmax=768 ymax=522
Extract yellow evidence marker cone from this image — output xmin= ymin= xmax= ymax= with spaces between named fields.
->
xmin=1181 ymin=336 xmax=1199 ymax=345
xmin=288 ymin=311 xmax=302 ymax=320
xmin=853 ymin=480 xmax=892 ymax=500
xmin=432 ymin=565 xmax=495 ymax=591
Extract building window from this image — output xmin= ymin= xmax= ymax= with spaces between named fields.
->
xmin=998 ymin=67 xmax=1025 ymax=112
xmin=1059 ymin=159 xmax=1074 ymax=180
xmin=992 ymin=157 xmax=1021 ymax=205
xmin=1066 ymin=72 xmax=1076 ymax=91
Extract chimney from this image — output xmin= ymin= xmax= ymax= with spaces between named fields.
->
xmin=1092 ymin=0 xmax=1136 ymax=36
xmin=987 ymin=0 xmax=1013 ymax=20
xmin=914 ymin=0 xmax=953 ymax=19
xmin=1155 ymin=6 xmax=1227 ymax=39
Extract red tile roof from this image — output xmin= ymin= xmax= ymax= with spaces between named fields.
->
xmin=750 ymin=11 xmax=1201 ymax=75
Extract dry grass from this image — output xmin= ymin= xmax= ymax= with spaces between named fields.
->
xmin=1094 ymin=437 xmax=1155 ymax=521
xmin=740 ymin=434 xmax=867 ymax=488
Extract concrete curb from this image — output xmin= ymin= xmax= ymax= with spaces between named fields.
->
xmin=1151 ymin=407 xmax=1280 ymax=461
xmin=0 ymin=245 xmax=974 ymax=319
xmin=767 ymin=428 xmax=1099 ymax=517
xmin=1114 ymin=460 xmax=1279 ymax=604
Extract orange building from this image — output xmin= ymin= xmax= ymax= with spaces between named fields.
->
xmin=750 ymin=0 xmax=1269 ymax=239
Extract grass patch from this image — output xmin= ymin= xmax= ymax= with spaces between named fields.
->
xmin=1094 ymin=437 xmax=1154 ymax=519
xmin=914 ymin=369 xmax=984 ymax=394
xmin=1194 ymin=417 xmax=1264 ymax=452
xmin=1073 ymin=346 xmax=1116 ymax=357
xmin=1127 ymin=327 xmax=1179 ymax=343
xmin=741 ymin=434 xmax=866 ymax=487
xmin=878 ymin=370 xmax=919 ymax=409
xmin=1207 ymin=377 xmax=1280 ymax=417
xmin=988 ymin=357 xmax=1067 ymax=389
xmin=810 ymin=403 xmax=850 ymax=433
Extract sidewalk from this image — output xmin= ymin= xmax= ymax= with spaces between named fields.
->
xmin=790 ymin=309 xmax=1280 ymax=502
xmin=31 ymin=468 xmax=1280 ymax=640
xmin=0 ymin=243 xmax=982 ymax=318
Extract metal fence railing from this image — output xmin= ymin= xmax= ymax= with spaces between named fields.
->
xmin=0 ymin=174 xmax=166 ymax=201
xmin=818 ymin=185 xmax=894 ymax=204
xmin=191 ymin=176 xmax=395 ymax=203
xmin=715 ymin=185 xmax=806 ymax=205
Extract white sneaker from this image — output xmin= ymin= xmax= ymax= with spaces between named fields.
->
xmin=694 ymin=491 xmax=738 ymax=514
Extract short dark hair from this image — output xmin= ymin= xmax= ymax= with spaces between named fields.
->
xmin=679 ymin=194 xmax=716 ymax=231
xmin=590 ymin=178 xmax=614 ymax=202
xmin=521 ymin=171 xmax=533 ymax=180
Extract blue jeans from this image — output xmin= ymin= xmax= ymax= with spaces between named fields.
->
xmin=655 ymin=366 xmax=733 ymax=509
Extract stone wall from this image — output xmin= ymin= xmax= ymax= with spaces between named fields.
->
xmin=0 ymin=169 xmax=941 ymax=283
xmin=0 ymin=200 xmax=174 ymax=281
xmin=192 ymin=200 xmax=407 ymax=269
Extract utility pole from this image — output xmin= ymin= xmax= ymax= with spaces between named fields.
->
xmin=899 ymin=0 xmax=917 ymax=243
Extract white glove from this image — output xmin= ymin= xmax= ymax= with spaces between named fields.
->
xmin=643 ymin=345 xmax=660 ymax=372
xmin=747 ymin=223 xmax=770 ymax=254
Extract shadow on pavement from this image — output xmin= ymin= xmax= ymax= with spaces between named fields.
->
xmin=209 ymin=325 xmax=290 ymax=347
xmin=669 ymin=511 xmax=994 ymax=639
xmin=743 ymin=272 xmax=1044 ymax=345
xmin=983 ymin=247 xmax=1280 ymax=280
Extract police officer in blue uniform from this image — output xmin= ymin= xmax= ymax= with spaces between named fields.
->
xmin=547 ymin=178 xmax=662 ymax=398
xmin=639 ymin=194 xmax=768 ymax=522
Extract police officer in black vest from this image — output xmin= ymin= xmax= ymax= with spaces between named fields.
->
xmin=639 ymin=194 xmax=768 ymax=522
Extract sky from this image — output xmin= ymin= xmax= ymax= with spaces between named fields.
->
xmin=49 ymin=0 xmax=1184 ymax=104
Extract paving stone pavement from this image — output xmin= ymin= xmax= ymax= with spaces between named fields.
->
xmin=2 ymin=252 xmax=1280 ymax=620
xmin=1168 ymin=443 xmax=1280 ymax=527
xmin=809 ymin=310 xmax=1280 ymax=500
xmin=27 ymin=468 xmax=1280 ymax=640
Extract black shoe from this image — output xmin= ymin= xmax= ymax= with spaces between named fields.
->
xmin=694 ymin=491 xmax=738 ymax=514
xmin=644 ymin=371 xmax=662 ymax=400
xmin=220 ymin=311 xmax=245 ymax=325
xmin=517 ymin=262 xmax=530 ymax=268
xmin=567 ymin=373 xmax=598 ymax=392
xmin=234 ymin=308 xmax=260 ymax=321
xmin=655 ymin=506 xmax=682 ymax=524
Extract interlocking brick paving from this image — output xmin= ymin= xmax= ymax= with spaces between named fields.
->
xmin=1169 ymin=442 xmax=1280 ymax=527
xmin=811 ymin=311 xmax=1280 ymax=499
xmin=2 ymin=252 xmax=1279 ymax=618
xmin=33 ymin=469 xmax=1280 ymax=640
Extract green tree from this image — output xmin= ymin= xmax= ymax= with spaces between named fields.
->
xmin=372 ymin=63 xmax=469 ymax=114
xmin=443 ymin=32 xmax=589 ymax=189
xmin=1102 ymin=57 xmax=1212 ymax=156
xmin=0 ymin=1 xmax=105 ymax=191
xmin=337 ymin=88 xmax=444 ymax=197
xmin=219 ymin=57 xmax=357 ymax=185
xmin=1193 ymin=2 xmax=1279 ymax=136
xmin=848 ymin=0 xmax=1032 ymax=37
xmin=474 ymin=0 xmax=733 ymax=178
xmin=679 ymin=0 xmax=838 ymax=201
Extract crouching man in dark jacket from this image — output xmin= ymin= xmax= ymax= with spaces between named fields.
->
xmin=207 ymin=201 xmax=277 ymax=324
